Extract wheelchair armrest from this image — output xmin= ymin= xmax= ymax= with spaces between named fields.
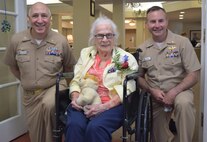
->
xmin=125 ymin=71 xmax=139 ymax=82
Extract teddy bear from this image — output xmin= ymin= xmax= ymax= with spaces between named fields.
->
xmin=76 ymin=74 xmax=101 ymax=107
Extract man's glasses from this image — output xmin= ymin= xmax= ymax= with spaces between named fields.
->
xmin=94 ymin=33 xmax=115 ymax=39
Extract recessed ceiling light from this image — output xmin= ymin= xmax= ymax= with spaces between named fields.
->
xmin=179 ymin=14 xmax=184 ymax=20
xmin=180 ymin=11 xmax=185 ymax=14
xmin=179 ymin=16 xmax=184 ymax=19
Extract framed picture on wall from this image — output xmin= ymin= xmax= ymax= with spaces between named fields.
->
xmin=190 ymin=30 xmax=201 ymax=41
xmin=190 ymin=30 xmax=201 ymax=47
xmin=90 ymin=0 xmax=95 ymax=17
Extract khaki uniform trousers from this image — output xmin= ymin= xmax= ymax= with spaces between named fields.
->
xmin=152 ymin=89 xmax=196 ymax=142
xmin=23 ymin=80 xmax=67 ymax=142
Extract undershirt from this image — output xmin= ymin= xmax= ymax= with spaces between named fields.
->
xmin=88 ymin=54 xmax=111 ymax=103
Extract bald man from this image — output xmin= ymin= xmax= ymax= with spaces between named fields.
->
xmin=4 ymin=2 xmax=76 ymax=142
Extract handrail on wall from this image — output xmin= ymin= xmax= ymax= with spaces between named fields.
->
xmin=0 ymin=47 xmax=6 ymax=52
xmin=0 ymin=10 xmax=16 ymax=16
xmin=0 ymin=81 xmax=20 ymax=89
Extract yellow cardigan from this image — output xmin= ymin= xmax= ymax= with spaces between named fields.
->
xmin=69 ymin=46 xmax=138 ymax=102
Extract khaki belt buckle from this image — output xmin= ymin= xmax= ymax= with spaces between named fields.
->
xmin=34 ymin=89 xmax=43 ymax=95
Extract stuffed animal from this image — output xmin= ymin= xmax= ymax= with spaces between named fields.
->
xmin=76 ymin=74 xmax=101 ymax=107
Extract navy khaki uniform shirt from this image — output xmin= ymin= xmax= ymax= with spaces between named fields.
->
xmin=138 ymin=30 xmax=201 ymax=92
xmin=4 ymin=29 xmax=76 ymax=90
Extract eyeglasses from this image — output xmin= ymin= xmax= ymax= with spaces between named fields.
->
xmin=94 ymin=33 xmax=115 ymax=39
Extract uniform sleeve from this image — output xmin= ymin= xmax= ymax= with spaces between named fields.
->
xmin=3 ymin=35 xmax=18 ymax=68
xmin=137 ymin=47 xmax=146 ymax=77
xmin=69 ymin=49 xmax=86 ymax=93
xmin=180 ymin=38 xmax=201 ymax=73
xmin=62 ymin=39 xmax=76 ymax=71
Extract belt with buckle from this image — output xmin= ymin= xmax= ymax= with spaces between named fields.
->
xmin=26 ymin=89 xmax=44 ymax=95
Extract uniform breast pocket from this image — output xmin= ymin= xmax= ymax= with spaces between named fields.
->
xmin=164 ymin=57 xmax=181 ymax=66
xmin=16 ymin=55 xmax=30 ymax=63
xmin=44 ymin=55 xmax=62 ymax=64
xmin=141 ymin=60 xmax=156 ymax=77
xmin=44 ymin=55 xmax=62 ymax=72
xmin=164 ymin=57 xmax=182 ymax=71
xmin=16 ymin=55 xmax=30 ymax=64
xmin=15 ymin=55 xmax=31 ymax=70
xmin=142 ymin=60 xmax=154 ymax=70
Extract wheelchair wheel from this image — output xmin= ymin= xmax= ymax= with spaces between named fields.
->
xmin=135 ymin=91 xmax=152 ymax=142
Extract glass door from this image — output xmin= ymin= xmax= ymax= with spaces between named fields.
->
xmin=0 ymin=0 xmax=27 ymax=141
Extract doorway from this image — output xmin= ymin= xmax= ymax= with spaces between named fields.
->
xmin=0 ymin=0 xmax=27 ymax=141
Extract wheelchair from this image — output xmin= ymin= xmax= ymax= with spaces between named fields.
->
xmin=53 ymin=50 xmax=152 ymax=142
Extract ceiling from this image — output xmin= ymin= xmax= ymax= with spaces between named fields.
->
xmin=28 ymin=0 xmax=201 ymax=25
xmin=167 ymin=8 xmax=201 ymax=22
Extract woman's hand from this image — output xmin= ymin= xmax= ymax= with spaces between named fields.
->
xmin=71 ymin=100 xmax=83 ymax=111
xmin=84 ymin=104 xmax=108 ymax=118
xmin=70 ymin=92 xmax=83 ymax=111
xmin=84 ymin=95 xmax=121 ymax=118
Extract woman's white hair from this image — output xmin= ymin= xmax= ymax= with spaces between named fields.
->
xmin=88 ymin=15 xmax=119 ymax=46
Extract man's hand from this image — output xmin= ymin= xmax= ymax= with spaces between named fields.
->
xmin=163 ymin=88 xmax=178 ymax=106
xmin=150 ymin=88 xmax=165 ymax=103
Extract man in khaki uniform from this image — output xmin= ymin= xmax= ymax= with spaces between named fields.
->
xmin=138 ymin=6 xmax=201 ymax=142
xmin=3 ymin=2 xmax=76 ymax=142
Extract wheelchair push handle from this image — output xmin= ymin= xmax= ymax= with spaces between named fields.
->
xmin=56 ymin=72 xmax=74 ymax=83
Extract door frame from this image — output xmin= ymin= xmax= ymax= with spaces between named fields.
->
xmin=201 ymin=0 xmax=207 ymax=141
xmin=0 ymin=0 xmax=27 ymax=141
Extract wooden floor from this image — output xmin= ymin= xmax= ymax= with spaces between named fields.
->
xmin=10 ymin=132 xmax=121 ymax=142
xmin=10 ymin=133 xmax=67 ymax=142
xmin=10 ymin=133 xmax=30 ymax=142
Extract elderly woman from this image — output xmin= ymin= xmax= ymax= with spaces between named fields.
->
xmin=65 ymin=16 xmax=138 ymax=142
